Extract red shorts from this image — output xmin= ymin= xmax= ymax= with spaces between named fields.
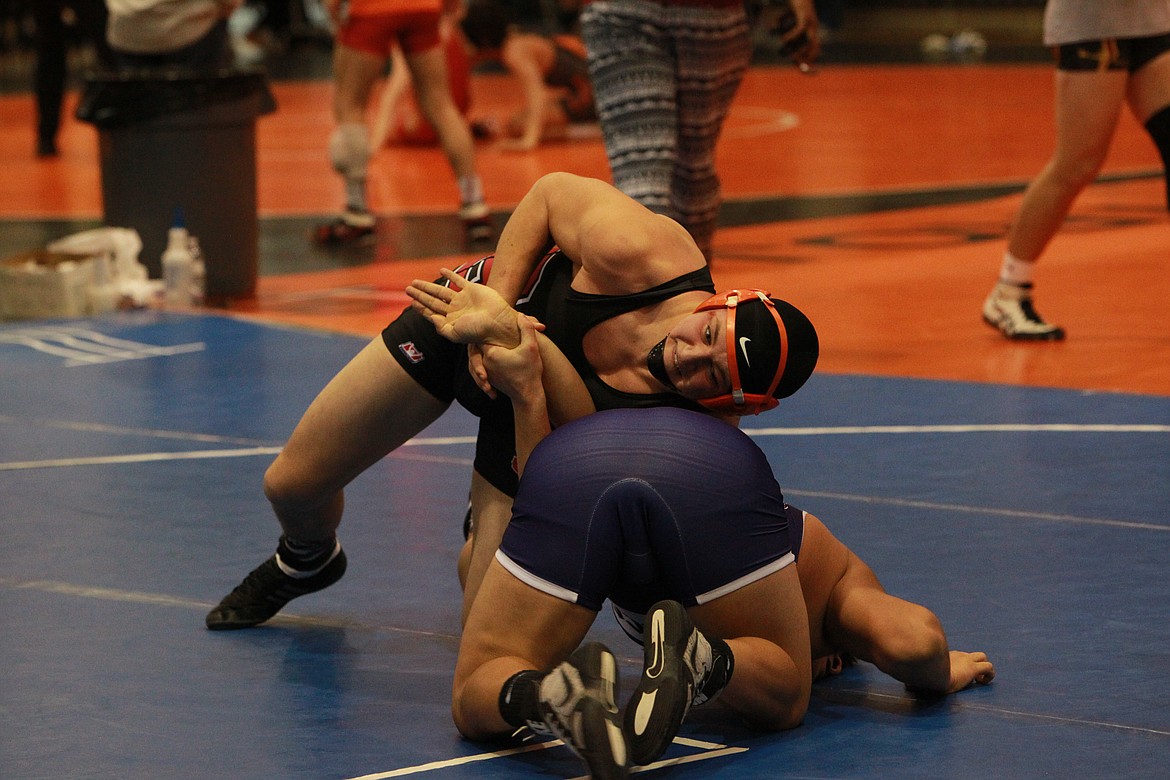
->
xmin=337 ymin=10 xmax=441 ymax=57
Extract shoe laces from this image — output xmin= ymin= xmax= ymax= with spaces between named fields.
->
xmin=685 ymin=631 xmax=716 ymax=706
xmin=540 ymin=658 xmax=613 ymax=750
xmin=226 ymin=559 xmax=283 ymax=601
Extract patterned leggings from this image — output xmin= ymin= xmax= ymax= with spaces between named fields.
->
xmin=581 ymin=0 xmax=751 ymax=260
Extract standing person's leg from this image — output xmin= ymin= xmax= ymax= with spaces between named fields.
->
xmin=1008 ymin=69 xmax=1127 ymax=261
xmin=983 ymin=63 xmax=1127 ymax=340
xmin=71 ymin=0 xmax=114 ymax=67
xmin=32 ymin=0 xmax=66 ymax=157
xmin=314 ymin=32 xmax=385 ymax=245
xmin=404 ymin=29 xmax=491 ymax=240
xmin=581 ymin=0 xmax=679 ymax=221
xmin=259 ymin=0 xmax=292 ymax=49
xmin=669 ymin=4 xmax=750 ymax=262
xmin=1127 ymin=45 xmax=1170 ymax=207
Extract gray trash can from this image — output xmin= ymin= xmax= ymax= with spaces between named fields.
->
xmin=77 ymin=67 xmax=277 ymax=303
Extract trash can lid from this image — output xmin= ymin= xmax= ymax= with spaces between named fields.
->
xmin=76 ymin=66 xmax=277 ymax=129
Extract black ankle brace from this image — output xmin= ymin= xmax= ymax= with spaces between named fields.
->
xmin=498 ymin=669 xmax=543 ymax=729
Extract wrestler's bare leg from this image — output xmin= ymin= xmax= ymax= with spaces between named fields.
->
xmin=459 ymin=471 xmax=514 ymax=623
xmin=453 ymin=562 xmax=597 ymax=738
xmin=207 ymin=337 xmax=452 ymax=629
xmin=263 ymin=337 xmax=450 ymax=540
xmin=690 ymin=564 xmax=812 ymax=730
xmin=802 ymin=512 xmax=993 ymax=693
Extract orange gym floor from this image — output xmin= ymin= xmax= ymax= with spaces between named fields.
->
xmin=3 ymin=63 xmax=1166 ymax=396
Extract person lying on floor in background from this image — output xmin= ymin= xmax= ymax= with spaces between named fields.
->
xmin=459 ymin=0 xmax=598 ymax=151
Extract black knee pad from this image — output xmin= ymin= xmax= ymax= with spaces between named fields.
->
xmin=1143 ymin=105 xmax=1170 ymax=209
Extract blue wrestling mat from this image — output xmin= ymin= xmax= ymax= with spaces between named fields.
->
xmin=2 ymin=312 xmax=1168 ymax=779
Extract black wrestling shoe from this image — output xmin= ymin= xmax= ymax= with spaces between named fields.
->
xmin=205 ymin=545 xmax=346 ymax=630
xmin=312 ymin=210 xmax=376 ymax=247
xmin=459 ymin=202 xmax=494 ymax=245
xmin=624 ymin=600 xmax=725 ymax=766
xmin=538 ymin=642 xmax=629 ymax=779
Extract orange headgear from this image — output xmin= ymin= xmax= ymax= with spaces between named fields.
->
xmin=694 ymin=289 xmax=818 ymax=415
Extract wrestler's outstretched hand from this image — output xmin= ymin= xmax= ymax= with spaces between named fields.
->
xmin=407 ymin=268 xmax=531 ymax=348
xmin=945 ymin=651 xmax=996 ymax=693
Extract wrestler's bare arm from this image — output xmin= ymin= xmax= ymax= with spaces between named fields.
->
xmin=470 ymin=330 xmax=594 ymax=426
xmin=532 ymin=333 xmax=594 ymax=425
xmin=487 ymin=173 xmax=705 ymax=303
xmin=477 ymin=317 xmax=551 ymax=475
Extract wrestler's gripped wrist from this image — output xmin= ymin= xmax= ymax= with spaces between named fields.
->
xmin=503 ymin=321 xmax=521 ymax=349
xmin=485 ymin=313 xmax=522 ymax=349
xmin=510 ymin=387 xmax=546 ymax=408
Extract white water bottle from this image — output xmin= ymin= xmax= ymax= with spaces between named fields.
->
xmin=162 ymin=224 xmax=195 ymax=307
xmin=187 ymin=234 xmax=206 ymax=306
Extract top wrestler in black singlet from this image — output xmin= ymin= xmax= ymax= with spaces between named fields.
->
xmin=381 ymin=250 xmax=717 ymax=496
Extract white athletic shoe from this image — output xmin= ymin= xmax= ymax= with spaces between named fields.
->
xmin=982 ymin=283 xmax=1065 ymax=341
xmin=538 ymin=642 xmax=629 ymax=779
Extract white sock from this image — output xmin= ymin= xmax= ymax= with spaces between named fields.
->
xmin=344 ymin=181 xmax=367 ymax=214
xmin=998 ymin=251 xmax=1036 ymax=287
xmin=458 ymin=175 xmax=484 ymax=206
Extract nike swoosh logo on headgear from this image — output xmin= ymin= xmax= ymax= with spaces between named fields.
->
xmin=738 ymin=336 xmax=752 ymax=367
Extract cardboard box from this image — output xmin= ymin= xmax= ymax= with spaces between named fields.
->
xmin=0 ymin=250 xmax=95 ymax=320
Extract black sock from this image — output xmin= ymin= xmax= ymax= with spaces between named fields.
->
xmin=276 ymin=535 xmax=337 ymax=573
xmin=498 ymin=669 xmax=544 ymax=729
xmin=1144 ymin=105 xmax=1170 ymax=209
